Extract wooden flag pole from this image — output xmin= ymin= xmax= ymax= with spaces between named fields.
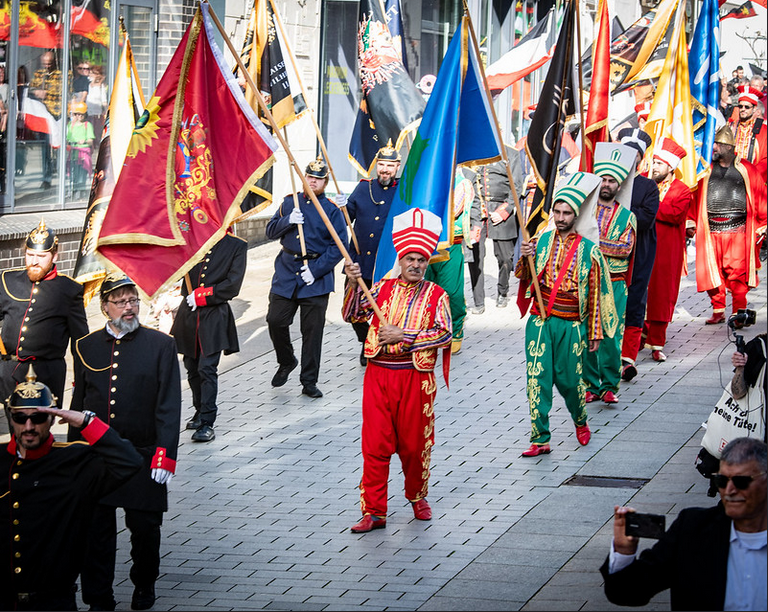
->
xmin=206 ymin=2 xmax=388 ymax=324
xmin=283 ymin=127 xmax=308 ymax=257
xmin=267 ymin=0 xmax=361 ymax=254
xmin=464 ymin=4 xmax=546 ymax=316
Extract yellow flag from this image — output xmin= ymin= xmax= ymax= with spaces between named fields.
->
xmin=644 ymin=2 xmax=698 ymax=189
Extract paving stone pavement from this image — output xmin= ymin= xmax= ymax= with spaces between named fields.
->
xmin=8 ymin=237 xmax=765 ymax=611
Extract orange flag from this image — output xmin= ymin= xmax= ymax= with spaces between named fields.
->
xmin=97 ymin=3 xmax=277 ymax=298
xmin=580 ymin=0 xmax=610 ymax=172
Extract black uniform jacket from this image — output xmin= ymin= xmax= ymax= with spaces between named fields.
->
xmin=600 ymin=504 xmax=731 ymax=611
xmin=68 ymin=325 xmax=181 ymax=511
xmin=2 ymin=422 xmax=142 ymax=601
xmin=0 ymin=266 xmax=88 ymax=360
xmin=171 ymin=233 xmax=248 ymax=358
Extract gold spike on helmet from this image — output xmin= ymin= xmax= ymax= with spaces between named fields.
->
xmin=714 ymin=125 xmax=735 ymax=147
xmin=305 ymin=155 xmax=328 ymax=179
xmin=5 ymin=364 xmax=57 ymax=410
xmin=26 ymin=218 xmax=59 ymax=252
xmin=376 ymin=139 xmax=401 ymax=162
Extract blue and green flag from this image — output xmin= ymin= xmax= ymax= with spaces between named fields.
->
xmin=373 ymin=14 xmax=501 ymax=283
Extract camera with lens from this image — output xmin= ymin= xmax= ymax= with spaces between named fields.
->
xmin=728 ymin=308 xmax=757 ymax=353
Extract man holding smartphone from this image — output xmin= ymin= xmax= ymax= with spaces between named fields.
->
xmin=601 ymin=437 xmax=767 ymax=610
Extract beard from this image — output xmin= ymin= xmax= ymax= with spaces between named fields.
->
xmin=26 ymin=264 xmax=51 ymax=282
xmin=110 ymin=315 xmax=140 ymax=334
xmin=379 ymin=176 xmax=393 ymax=187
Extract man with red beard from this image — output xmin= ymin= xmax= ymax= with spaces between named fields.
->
xmin=0 ymin=219 xmax=88 ymax=433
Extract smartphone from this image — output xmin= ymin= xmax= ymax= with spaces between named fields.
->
xmin=625 ymin=512 xmax=666 ymax=539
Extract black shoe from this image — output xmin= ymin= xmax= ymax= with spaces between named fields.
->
xmin=191 ymin=424 xmax=215 ymax=442
xmin=496 ymin=295 xmax=509 ymax=308
xmin=271 ymin=357 xmax=298 ymax=387
xmin=302 ymin=385 xmax=323 ymax=398
xmin=359 ymin=345 xmax=367 ymax=367
xmin=88 ymin=600 xmax=116 ymax=611
xmin=185 ymin=416 xmax=201 ymax=430
xmin=621 ymin=361 xmax=638 ymax=382
xmin=131 ymin=586 xmax=155 ymax=610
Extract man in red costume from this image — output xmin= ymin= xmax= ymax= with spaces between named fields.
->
xmin=342 ymin=208 xmax=452 ymax=533
xmin=729 ymin=84 xmax=767 ymax=176
xmin=694 ymin=126 xmax=767 ymax=324
xmin=642 ymin=138 xmax=694 ymax=364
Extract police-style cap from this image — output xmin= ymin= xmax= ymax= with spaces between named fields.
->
xmin=376 ymin=139 xmax=401 ymax=162
xmin=714 ymin=125 xmax=735 ymax=146
xmin=305 ymin=156 xmax=328 ymax=179
xmin=100 ymin=272 xmax=136 ymax=298
xmin=26 ymin=218 xmax=58 ymax=252
xmin=553 ymin=172 xmax=602 ymax=216
xmin=593 ymin=143 xmax=634 ymax=183
xmin=392 ymin=208 xmax=442 ymax=260
xmin=5 ymin=364 xmax=57 ymax=410
xmin=618 ymin=128 xmax=652 ymax=157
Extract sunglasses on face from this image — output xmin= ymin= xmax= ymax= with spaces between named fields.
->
xmin=738 ymin=104 xmax=754 ymax=109
xmin=10 ymin=411 xmax=50 ymax=425
xmin=713 ymin=473 xmax=766 ymax=490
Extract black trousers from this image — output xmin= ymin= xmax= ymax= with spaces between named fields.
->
xmin=81 ymin=505 xmax=163 ymax=607
xmin=183 ymin=351 xmax=222 ymax=425
xmin=465 ymin=230 xmax=487 ymax=307
xmin=3 ymin=589 xmax=77 ymax=611
xmin=347 ymin=276 xmax=372 ymax=344
xmin=267 ymin=291 xmax=329 ymax=387
xmin=492 ymin=238 xmax=517 ymax=298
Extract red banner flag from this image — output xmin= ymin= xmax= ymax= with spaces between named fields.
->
xmin=581 ymin=0 xmax=611 ymax=172
xmin=97 ymin=3 xmax=277 ymax=297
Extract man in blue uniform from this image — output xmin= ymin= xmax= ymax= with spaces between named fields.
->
xmin=266 ymin=157 xmax=347 ymax=398
xmin=345 ymin=141 xmax=401 ymax=365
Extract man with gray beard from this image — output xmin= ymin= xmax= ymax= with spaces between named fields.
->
xmin=68 ymin=274 xmax=181 ymax=611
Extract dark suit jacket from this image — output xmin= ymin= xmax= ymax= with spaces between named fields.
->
xmin=625 ymin=174 xmax=660 ymax=327
xmin=600 ymin=504 xmax=731 ymax=610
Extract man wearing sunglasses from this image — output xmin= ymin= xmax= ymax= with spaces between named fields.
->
xmin=68 ymin=274 xmax=181 ymax=611
xmin=728 ymin=84 xmax=766 ymax=176
xmin=2 ymin=366 xmax=142 ymax=611
xmin=0 ymin=219 xmax=89 ymax=435
xmin=601 ymin=437 xmax=767 ymax=610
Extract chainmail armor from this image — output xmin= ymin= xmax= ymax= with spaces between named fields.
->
xmin=707 ymin=164 xmax=747 ymax=233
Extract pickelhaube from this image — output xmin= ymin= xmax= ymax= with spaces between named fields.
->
xmin=100 ymin=272 xmax=136 ymax=298
xmin=305 ymin=156 xmax=329 ymax=179
xmin=376 ymin=139 xmax=401 ymax=162
xmin=714 ymin=125 xmax=735 ymax=147
xmin=26 ymin=218 xmax=58 ymax=252
xmin=5 ymin=364 xmax=57 ymax=410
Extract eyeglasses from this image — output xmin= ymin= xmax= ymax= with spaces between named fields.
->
xmin=107 ymin=297 xmax=140 ymax=308
xmin=738 ymin=104 xmax=754 ymax=109
xmin=78 ymin=65 xmax=91 ymax=71
xmin=713 ymin=472 xmax=767 ymax=490
xmin=10 ymin=411 xmax=50 ymax=425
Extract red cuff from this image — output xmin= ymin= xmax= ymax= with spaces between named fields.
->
xmin=151 ymin=447 xmax=176 ymax=473
xmin=81 ymin=417 xmax=109 ymax=444
xmin=193 ymin=286 xmax=213 ymax=307
xmin=497 ymin=206 xmax=511 ymax=221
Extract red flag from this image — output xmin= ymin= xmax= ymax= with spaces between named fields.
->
xmin=97 ymin=3 xmax=277 ymax=298
xmin=722 ymin=1 xmax=758 ymax=19
xmin=70 ymin=6 xmax=109 ymax=46
xmin=580 ymin=0 xmax=611 ymax=172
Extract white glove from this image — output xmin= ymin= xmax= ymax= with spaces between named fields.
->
xmin=186 ymin=293 xmax=197 ymax=312
xmin=289 ymin=208 xmax=304 ymax=225
xmin=300 ymin=264 xmax=315 ymax=286
xmin=335 ymin=194 xmax=347 ymax=207
xmin=151 ymin=468 xmax=173 ymax=486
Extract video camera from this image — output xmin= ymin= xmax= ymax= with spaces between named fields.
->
xmin=728 ymin=308 xmax=757 ymax=353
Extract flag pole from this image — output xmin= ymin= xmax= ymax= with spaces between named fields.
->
xmin=205 ymin=1 xmax=389 ymax=324
xmin=574 ymin=0 xmax=587 ymax=142
xmin=267 ymin=0 xmax=361 ymax=255
xmin=283 ymin=127 xmax=308 ymax=256
xmin=463 ymin=2 xmax=546 ymax=316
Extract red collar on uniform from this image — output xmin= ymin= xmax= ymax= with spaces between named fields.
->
xmin=6 ymin=432 xmax=55 ymax=459
xmin=42 ymin=265 xmax=58 ymax=281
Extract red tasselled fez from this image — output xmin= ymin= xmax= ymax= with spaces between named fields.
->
xmin=391 ymin=208 xmax=442 ymax=260
xmin=653 ymin=137 xmax=688 ymax=171
xmin=634 ymin=101 xmax=652 ymax=120
xmin=738 ymin=84 xmax=761 ymax=106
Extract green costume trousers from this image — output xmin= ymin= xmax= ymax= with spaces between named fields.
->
xmin=525 ymin=315 xmax=588 ymax=445
xmin=425 ymin=243 xmax=466 ymax=340
xmin=583 ymin=279 xmax=627 ymax=396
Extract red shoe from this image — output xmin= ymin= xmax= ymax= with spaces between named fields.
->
xmin=576 ymin=423 xmax=591 ymax=445
xmin=585 ymin=391 xmax=600 ymax=403
xmin=621 ymin=362 xmax=638 ymax=382
xmin=651 ymin=350 xmax=667 ymax=362
xmin=601 ymin=391 xmax=618 ymax=404
xmin=411 ymin=499 xmax=432 ymax=520
xmin=705 ymin=313 xmax=725 ymax=325
xmin=521 ymin=443 xmax=551 ymax=457
xmin=350 ymin=515 xmax=386 ymax=533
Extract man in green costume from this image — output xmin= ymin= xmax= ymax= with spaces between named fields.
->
xmin=515 ymin=172 xmax=617 ymax=457
xmin=583 ymin=143 xmax=637 ymax=405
